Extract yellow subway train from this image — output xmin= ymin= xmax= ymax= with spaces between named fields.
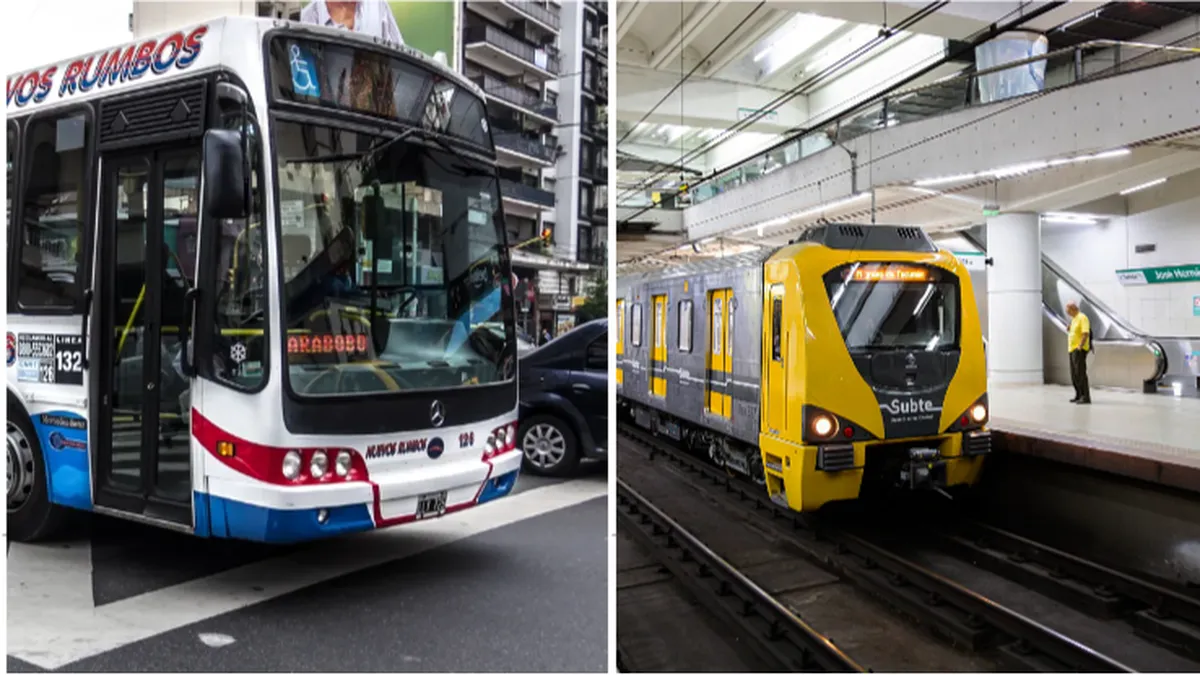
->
xmin=616 ymin=223 xmax=990 ymax=511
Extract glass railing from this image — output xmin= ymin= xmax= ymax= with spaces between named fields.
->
xmin=470 ymin=74 xmax=559 ymax=120
xmin=500 ymin=179 xmax=555 ymax=207
xmin=464 ymin=24 xmax=561 ymax=75
xmin=578 ymin=245 xmax=607 ymax=265
xmin=631 ymin=36 xmax=1200 ymax=208
xmin=493 ymin=130 xmax=557 ymax=163
xmin=504 ymin=0 xmax=560 ymax=31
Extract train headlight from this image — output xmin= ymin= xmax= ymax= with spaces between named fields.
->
xmin=310 ymin=450 xmax=328 ymax=479
xmin=335 ymin=451 xmax=352 ymax=477
xmin=969 ymin=403 xmax=987 ymax=423
xmin=811 ymin=414 xmax=837 ymax=439
xmin=282 ymin=450 xmax=302 ymax=480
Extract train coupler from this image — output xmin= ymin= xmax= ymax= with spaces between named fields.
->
xmin=898 ymin=447 xmax=947 ymax=490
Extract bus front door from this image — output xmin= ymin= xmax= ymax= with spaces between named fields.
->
xmin=91 ymin=147 xmax=200 ymax=527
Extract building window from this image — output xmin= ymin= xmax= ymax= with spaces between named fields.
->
xmin=18 ymin=112 xmax=90 ymax=310
xmin=579 ymin=185 xmax=593 ymax=217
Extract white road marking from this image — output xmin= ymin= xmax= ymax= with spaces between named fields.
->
xmin=8 ymin=480 xmax=607 ymax=669
xmin=197 ymin=633 xmax=236 ymax=648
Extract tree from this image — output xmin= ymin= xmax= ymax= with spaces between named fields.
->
xmin=575 ymin=268 xmax=608 ymax=323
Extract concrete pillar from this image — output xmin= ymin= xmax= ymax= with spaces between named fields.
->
xmin=554 ymin=0 xmax=583 ymax=262
xmin=986 ymin=212 xmax=1043 ymax=384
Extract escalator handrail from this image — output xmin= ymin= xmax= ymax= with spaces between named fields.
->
xmin=962 ymin=228 xmax=1200 ymax=341
xmin=959 ymin=231 xmax=1168 ymax=386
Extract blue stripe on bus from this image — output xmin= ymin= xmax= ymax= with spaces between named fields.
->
xmin=194 ymin=491 xmax=375 ymax=543
xmin=29 ymin=410 xmax=93 ymax=511
xmin=477 ymin=468 xmax=519 ymax=505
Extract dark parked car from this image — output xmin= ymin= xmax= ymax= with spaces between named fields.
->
xmin=517 ymin=318 xmax=607 ymax=477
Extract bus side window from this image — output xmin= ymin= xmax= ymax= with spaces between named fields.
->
xmin=7 ymin=122 xmax=17 ymax=311
xmin=209 ymin=99 xmax=268 ymax=389
xmin=17 ymin=112 xmax=90 ymax=310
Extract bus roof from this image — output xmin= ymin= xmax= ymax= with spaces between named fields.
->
xmin=6 ymin=15 xmax=483 ymax=116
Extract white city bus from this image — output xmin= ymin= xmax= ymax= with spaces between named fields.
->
xmin=6 ymin=17 xmax=523 ymax=543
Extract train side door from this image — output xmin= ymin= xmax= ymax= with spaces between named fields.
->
xmin=763 ymin=284 xmax=788 ymax=436
xmin=615 ymin=298 xmax=625 ymax=387
xmin=649 ymin=294 xmax=667 ymax=397
xmin=705 ymin=288 xmax=731 ymax=418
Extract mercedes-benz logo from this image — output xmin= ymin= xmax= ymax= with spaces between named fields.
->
xmin=430 ymin=400 xmax=445 ymax=427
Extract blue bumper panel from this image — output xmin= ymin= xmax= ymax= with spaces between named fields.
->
xmin=477 ymin=469 xmax=519 ymax=505
xmin=30 ymin=410 xmax=92 ymax=511
xmin=196 ymin=492 xmax=375 ymax=543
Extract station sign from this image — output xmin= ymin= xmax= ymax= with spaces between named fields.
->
xmin=1115 ymin=263 xmax=1200 ymax=286
xmin=951 ymin=251 xmax=987 ymax=271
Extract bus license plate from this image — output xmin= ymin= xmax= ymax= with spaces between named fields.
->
xmin=416 ymin=491 xmax=448 ymax=519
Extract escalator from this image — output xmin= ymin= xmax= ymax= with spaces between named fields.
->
xmin=955 ymin=227 xmax=1200 ymax=398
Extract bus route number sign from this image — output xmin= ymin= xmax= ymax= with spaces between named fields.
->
xmin=15 ymin=333 xmax=84 ymax=385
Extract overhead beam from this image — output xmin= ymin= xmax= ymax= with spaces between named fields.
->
xmin=649 ymin=2 xmax=724 ymax=71
xmin=616 ymin=0 xmax=648 ymax=42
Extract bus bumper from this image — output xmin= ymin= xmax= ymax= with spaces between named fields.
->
xmin=197 ymin=450 xmax=523 ymax=543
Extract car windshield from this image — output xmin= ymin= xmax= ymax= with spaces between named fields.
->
xmin=274 ymin=120 xmax=516 ymax=396
xmin=822 ymin=262 xmax=959 ymax=351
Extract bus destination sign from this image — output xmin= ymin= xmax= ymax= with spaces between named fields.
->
xmin=6 ymin=25 xmax=209 ymax=110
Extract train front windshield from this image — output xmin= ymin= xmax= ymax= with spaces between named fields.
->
xmin=822 ymin=262 xmax=959 ymax=352
xmin=269 ymin=38 xmax=515 ymax=397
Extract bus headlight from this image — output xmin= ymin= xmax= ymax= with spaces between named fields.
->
xmin=282 ymin=450 xmax=302 ymax=480
xmin=335 ymin=451 xmax=352 ymax=477
xmin=969 ymin=403 xmax=987 ymax=423
xmin=811 ymin=414 xmax=837 ymax=439
xmin=310 ymin=450 xmax=328 ymax=479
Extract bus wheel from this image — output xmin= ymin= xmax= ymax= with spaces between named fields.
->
xmin=7 ymin=405 xmax=67 ymax=542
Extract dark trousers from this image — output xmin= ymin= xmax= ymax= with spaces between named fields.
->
xmin=1069 ymin=349 xmax=1090 ymax=401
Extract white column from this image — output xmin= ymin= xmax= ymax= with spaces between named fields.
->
xmin=986 ymin=212 xmax=1043 ymax=385
xmin=554 ymin=0 xmax=584 ymax=262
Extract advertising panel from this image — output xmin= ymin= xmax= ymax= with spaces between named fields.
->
xmin=299 ymin=0 xmax=456 ymax=69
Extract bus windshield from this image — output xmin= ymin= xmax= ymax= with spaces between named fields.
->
xmin=274 ymin=120 xmax=516 ymax=397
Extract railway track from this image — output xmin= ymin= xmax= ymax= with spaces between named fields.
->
xmin=617 ymin=478 xmax=867 ymax=672
xmin=617 ymin=421 xmax=1200 ymax=672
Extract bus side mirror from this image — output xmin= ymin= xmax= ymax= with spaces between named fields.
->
xmin=203 ymin=128 xmax=248 ymax=220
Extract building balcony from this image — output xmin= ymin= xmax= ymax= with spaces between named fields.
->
xmin=471 ymin=74 xmax=558 ymax=124
xmin=493 ymin=130 xmax=558 ymax=166
xmin=501 ymin=0 xmax=560 ymax=32
xmin=500 ymin=179 xmax=555 ymax=208
xmin=464 ymin=24 xmax=560 ymax=80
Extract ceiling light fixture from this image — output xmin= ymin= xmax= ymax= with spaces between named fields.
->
xmin=1119 ymin=177 xmax=1166 ymax=195
xmin=912 ymin=147 xmax=1130 ymax=187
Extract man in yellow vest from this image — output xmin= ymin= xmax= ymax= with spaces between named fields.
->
xmin=1066 ymin=302 xmax=1092 ymax=404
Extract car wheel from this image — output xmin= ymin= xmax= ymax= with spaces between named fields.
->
xmin=519 ymin=414 xmax=580 ymax=478
xmin=8 ymin=404 xmax=67 ymax=542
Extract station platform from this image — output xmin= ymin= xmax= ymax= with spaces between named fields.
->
xmin=988 ymin=384 xmax=1200 ymax=493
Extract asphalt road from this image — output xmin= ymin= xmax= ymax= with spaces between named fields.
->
xmin=8 ymin=463 xmax=607 ymax=672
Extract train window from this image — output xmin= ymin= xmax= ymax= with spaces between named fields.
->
xmin=18 ymin=112 xmax=91 ymax=309
xmin=631 ymin=302 xmax=643 ymax=346
xmin=772 ymin=297 xmax=783 ymax=361
xmin=822 ymin=262 xmax=960 ymax=350
xmin=678 ymin=299 xmax=693 ymax=352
